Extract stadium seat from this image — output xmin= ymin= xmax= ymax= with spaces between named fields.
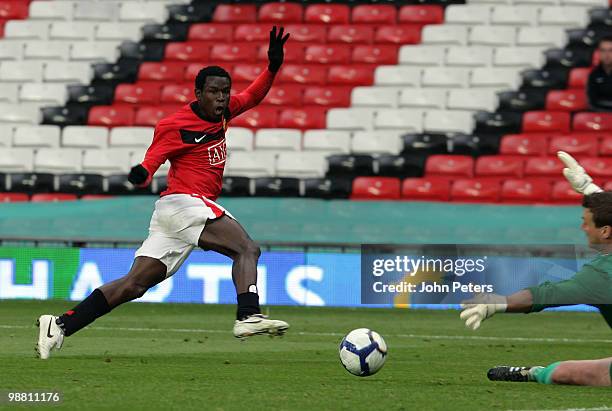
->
xmin=212 ymin=4 xmax=257 ymax=23
xmin=523 ymin=156 xmax=564 ymax=178
xmin=580 ymin=157 xmax=612 ymax=178
xmin=351 ymin=5 xmax=397 ymax=25
xmin=231 ymin=64 xmax=265 ymax=83
xmin=378 ymin=154 xmax=424 ymax=178
xmin=165 ymin=41 xmax=211 ymax=62
xmin=0 ymin=1 xmax=29 ymax=19
xmin=398 ymin=45 xmax=445 ymax=66
xmin=231 ymin=106 xmax=278 ymax=129
xmin=447 ymin=89 xmax=497 ymax=111
xmin=0 ymin=61 xmax=43 ymax=82
xmin=326 ymin=154 xmax=375 ymax=177
xmin=88 ymin=106 xmax=135 ymax=127
xmin=302 ymin=130 xmax=351 ymax=153
xmin=24 ymin=40 xmax=70 ymax=60
xmin=351 ymin=130 xmax=403 ymax=154
xmin=572 ymin=112 xmax=612 ymax=132
xmin=254 ymin=128 xmax=301 ymax=151
xmin=253 ymin=177 xmax=300 ymax=197
xmin=493 ymin=47 xmax=544 ymax=68
xmin=4 ymin=20 xmax=49 ymax=40
xmin=221 ymin=176 xmax=251 ymax=197
xmin=258 ymin=3 xmax=303 ymax=23
xmin=95 ymin=22 xmax=143 ymax=42
xmin=538 ymin=6 xmax=588 ymax=26
xmin=58 ymin=174 xmax=105 ymax=195
xmin=548 ymin=135 xmax=599 ymax=156
xmin=0 ymin=102 xmax=40 ymax=124
xmin=73 ymin=2 xmax=116 ymax=22
xmin=398 ymin=5 xmax=444 ymax=24
xmin=278 ymin=64 xmax=326 ymax=85
xmin=304 ymin=4 xmax=350 ymax=25
xmin=500 ymin=179 xmax=551 ymax=204
xmin=276 ymin=152 xmax=327 ymax=178
xmin=402 ymin=133 xmax=448 ymax=155
xmin=470 ymin=68 xmax=519 ymax=88
xmin=446 ymin=46 xmax=492 ymax=67
xmin=352 ymin=45 xmax=398 ymax=64
xmin=160 ymin=83 xmax=192 ymax=105
xmin=13 ymin=125 xmax=60 ymax=148
xmin=285 ymin=24 xmax=327 ymax=43
xmin=187 ymin=23 xmax=233 ymax=42
xmin=278 ymin=107 xmax=327 ymax=129
xmin=43 ymin=61 xmax=92 ymax=84
xmin=260 ymin=84 xmax=303 ymax=106
xmin=257 ymin=42 xmax=304 ymax=64
xmin=516 ymin=27 xmax=565 ymax=47
xmin=375 ymin=26 xmax=421 ymax=45
xmin=0 ymin=124 xmax=13 ymax=147
xmin=327 ymin=25 xmax=373 ymax=44
xmin=305 ymin=44 xmax=351 ymax=65
xmin=109 ymin=127 xmax=152 ymax=148
xmin=19 ymin=83 xmax=67 ymax=105
xmin=352 ymin=86 xmax=397 ymax=107
xmin=0 ymin=147 xmax=34 ymax=171
xmin=82 ymin=149 xmax=131 ymax=174
xmin=69 ymin=41 xmax=119 ymax=63
xmin=421 ymin=67 xmax=468 ymax=88
xmin=0 ymin=192 xmax=28 ymax=202
xmin=475 ymin=155 xmax=524 ymax=178
xmin=304 ymin=86 xmax=351 ymax=107
xmin=600 ymin=134 xmax=612 ymax=156
xmin=446 ymin=5 xmax=491 ymax=25
xmin=422 ymin=25 xmax=468 ymax=46
xmin=34 ymin=148 xmax=81 ymax=173
xmin=469 ymin=26 xmax=515 ymax=46
xmin=134 ymin=106 xmax=180 ymax=127
xmin=139 ymin=62 xmax=187 ymax=82
xmin=118 ymin=2 xmax=168 ymax=23
xmin=62 ymin=126 xmax=108 ymax=149
xmin=568 ymin=68 xmax=590 ymax=89
xmin=41 ymin=105 xmax=88 ymax=127
xmin=115 ymin=84 xmax=161 ymax=105
xmin=551 ymin=180 xmax=583 ymax=204
xmin=225 ymin=127 xmax=253 ymax=151
xmin=328 ymin=64 xmax=374 ymax=86
xmin=0 ymin=40 xmax=23 ymax=60
xmin=425 ymin=155 xmax=474 ymax=178
xmin=374 ymin=109 xmax=423 ymax=131
xmin=423 ymin=110 xmax=473 ymax=134
xmin=350 ymin=177 xmax=400 ymax=200
xmin=233 ymin=23 xmax=269 ymax=42
xmin=303 ymin=177 xmax=352 ymax=199
xmin=398 ymin=88 xmax=445 ymax=109
xmin=31 ymin=193 xmax=77 ymax=202
xmin=522 ymin=111 xmax=571 ymax=134
xmin=545 ymin=90 xmax=588 ymax=112
xmin=212 ymin=43 xmax=259 ymax=63
xmin=451 ymin=179 xmax=500 ymax=203
xmin=401 ymin=177 xmax=451 ymax=201
xmin=499 ymin=134 xmax=548 ymax=156
xmin=490 ymin=5 xmax=538 ymax=26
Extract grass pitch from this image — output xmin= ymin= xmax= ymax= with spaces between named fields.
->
xmin=1 ymin=300 xmax=610 ymax=411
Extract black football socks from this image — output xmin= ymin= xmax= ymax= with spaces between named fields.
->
xmin=56 ymin=289 xmax=112 ymax=336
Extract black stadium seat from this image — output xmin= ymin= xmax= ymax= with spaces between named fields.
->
xmin=58 ymin=174 xmax=105 ymax=195
xmin=253 ymin=177 xmax=300 ymax=197
xmin=0 ymin=173 xmax=5 ymax=191
xmin=153 ymin=176 xmax=167 ymax=194
xmin=377 ymin=154 xmax=424 ymax=178
xmin=326 ymin=154 xmax=375 ymax=177
xmin=401 ymin=133 xmax=448 ymax=156
xmin=451 ymin=133 xmax=500 ymax=157
xmin=119 ymin=41 xmax=166 ymax=62
xmin=92 ymin=62 xmax=140 ymax=85
xmin=473 ymin=111 xmax=522 ymax=136
xmin=67 ymin=84 xmax=115 ymax=107
xmin=142 ymin=23 xmax=190 ymax=43
xmin=588 ymin=8 xmax=612 ymax=30
xmin=222 ymin=176 xmax=251 ymax=197
xmin=497 ymin=90 xmax=547 ymax=112
xmin=167 ymin=3 xmax=215 ymax=23
xmin=520 ymin=68 xmax=569 ymax=91
xmin=41 ymin=106 xmax=89 ymax=127
xmin=303 ymin=177 xmax=352 ymax=199
xmin=8 ymin=173 xmax=55 ymax=194
xmin=107 ymin=174 xmax=152 ymax=195
xmin=544 ymin=48 xmax=592 ymax=69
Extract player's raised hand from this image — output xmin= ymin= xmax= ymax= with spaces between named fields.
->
xmin=459 ymin=293 xmax=507 ymax=331
xmin=267 ymin=26 xmax=290 ymax=73
xmin=557 ymin=151 xmax=602 ymax=195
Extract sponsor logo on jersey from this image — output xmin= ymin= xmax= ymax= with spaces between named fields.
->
xmin=208 ymin=139 xmax=227 ymax=165
xmin=179 ymin=128 xmax=225 ymax=144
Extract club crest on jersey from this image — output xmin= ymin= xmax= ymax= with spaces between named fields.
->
xmin=208 ymin=139 xmax=227 ymax=165
xmin=179 ymin=128 xmax=225 ymax=144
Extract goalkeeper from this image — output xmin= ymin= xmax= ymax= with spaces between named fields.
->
xmin=459 ymin=151 xmax=611 ymax=387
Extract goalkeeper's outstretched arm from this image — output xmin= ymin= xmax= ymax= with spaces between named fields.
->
xmin=459 ymin=290 xmax=534 ymax=330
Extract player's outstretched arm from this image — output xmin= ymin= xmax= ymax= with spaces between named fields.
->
xmin=267 ymin=25 xmax=290 ymax=73
xmin=557 ymin=151 xmax=602 ymax=195
xmin=459 ymin=290 xmax=534 ymax=330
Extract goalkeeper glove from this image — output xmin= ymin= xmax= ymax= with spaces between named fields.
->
xmin=459 ymin=293 xmax=507 ymax=331
xmin=557 ymin=151 xmax=602 ymax=195
xmin=127 ymin=164 xmax=149 ymax=186
xmin=267 ymin=26 xmax=290 ymax=73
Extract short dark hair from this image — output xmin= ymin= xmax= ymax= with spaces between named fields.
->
xmin=598 ymin=35 xmax=612 ymax=47
xmin=194 ymin=66 xmax=231 ymax=91
xmin=582 ymin=192 xmax=612 ymax=227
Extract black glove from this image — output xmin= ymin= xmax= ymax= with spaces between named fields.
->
xmin=128 ymin=164 xmax=149 ymax=185
xmin=267 ymin=26 xmax=290 ymax=73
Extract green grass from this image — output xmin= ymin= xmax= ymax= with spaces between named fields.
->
xmin=1 ymin=300 xmax=610 ymax=411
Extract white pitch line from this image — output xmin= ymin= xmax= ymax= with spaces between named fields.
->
xmin=1 ymin=324 xmax=611 ymax=344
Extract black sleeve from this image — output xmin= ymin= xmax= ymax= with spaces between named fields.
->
xmin=587 ymin=70 xmax=612 ymax=111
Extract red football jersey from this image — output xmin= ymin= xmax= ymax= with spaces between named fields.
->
xmin=140 ymin=69 xmax=276 ymax=200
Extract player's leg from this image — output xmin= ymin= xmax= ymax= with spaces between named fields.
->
xmin=198 ymin=214 xmax=289 ymax=337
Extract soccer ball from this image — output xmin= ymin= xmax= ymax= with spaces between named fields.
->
xmin=339 ymin=328 xmax=387 ymax=377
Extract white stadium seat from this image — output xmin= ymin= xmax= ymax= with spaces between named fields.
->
xmin=423 ymin=110 xmax=474 ymax=134
xmin=35 ymin=148 xmax=82 ymax=172
xmin=422 ymin=25 xmax=468 ymax=46
xmin=109 ymin=127 xmax=152 ymax=148
xmin=129 ymin=151 xmax=169 ymax=175
xmin=0 ymin=83 xmax=19 ymax=103
xmin=255 ymin=129 xmax=302 ymax=151
xmin=0 ymin=103 xmax=41 ymax=124
xmin=95 ymin=22 xmax=143 ymax=41
xmin=445 ymin=5 xmax=491 ymax=25
xmin=23 ymin=41 xmax=71 ymax=61
xmin=374 ymin=66 xmax=421 ymax=86
xmin=445 ymin=47 xmax=492 ymax=67
xmin=538 ymin=6 xmax=589 ymax=26
xmin=514 ymin=0 xmax=558 ymax=4
xmin=225 ymin=127 xmax=253 ymax=151
xmin=69 ymin=41 xmax=119 ymax=62
xmin=327 ymin=108 xmax=375 ymax=130
xmin=470 ymin=68 xmax=520 ymax=89
xmin=0 ymin=125 xmax=15 ymax=147
xmin=374 ymin=109 xmax=423 ymax=132
xmin=4 ymin=21 xmax=49 ymax=40
xmin=447 ymin=89 xmax=498 ymax=111
xmin=398 ymin=45 xmax=445 ymax=66
xmin=63 ymin=126 xmax=109 ymax=149
xmin=0 ymin=41 xmax=23 ymax=60
xmin=351 ymin=131 xmax=403 ymax=154
xmin=13 ymin=125 xmax=61 ymax=148
xmin=561 ymin=0 xmax=607 ymax=5
xmin=19 ymin=83 xmax=68 ymax=105
xmin=225 ymin=151 xmax=276 ymax=177
xmin=351 ymin=87 xmax=398 ymax=107
xmin=469 ymin=26 xmax=516 ymax=46
xmin=494 ymin=47 xmax=545 ymax=68
xmin=29 ymin=1 xmax=74 ymax=20
xmin=0 ymin=148 xmax=34 ymax=171
xmin=0 ymin=61 xmax=43 ymax=82
xmin=421 ymin=67 xmax=469 ymax=88
xmin=49 ymin=22 xmax=95 ymax=41
xmin=276 ymin=152 xmax=327 ymax=178
xmin=43 ymin=62 xmax=92 ymax=83
xmin=302 ymin=130 xmax=351 ymax=153
xmin=490 ymin=6 xmax=538 ymax=26
xmin=398 ymin=88 xmax=446 ymax=109
xmin=74 ymin=2 xmax=118 ymax=21
xmin=118 ymin=2 xmax=168 ymax=22
xmin=82 ymin=149 xmax=131 ymax=174
xmin=517 ymin=27 xmax=565 ymax=47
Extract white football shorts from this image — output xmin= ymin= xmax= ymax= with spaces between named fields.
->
xmin=135 ymin=193 xmax=233 ymax=277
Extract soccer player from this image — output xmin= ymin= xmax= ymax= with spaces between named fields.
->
xmin=460 ymin=152 xmax=611 ymax=386
xmin=36 ymin=27 xmax=291 ymax=359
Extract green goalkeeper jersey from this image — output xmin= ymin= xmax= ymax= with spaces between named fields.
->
xmin=527 ymin=253 xmax=612 ymax=328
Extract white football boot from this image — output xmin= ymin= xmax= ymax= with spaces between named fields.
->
xmin=233 ymin=314 xmax=289 ymax=338
xmin=36 ymin=315 xmax=64 ymax=359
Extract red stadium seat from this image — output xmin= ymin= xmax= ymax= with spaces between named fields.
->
xmin=278 ymin=107 xmax=327 ymax=129
xmin=568 ymin=68 xmax=590 ymax=89
xmin=165 ymin=41 xmax=211 ymax=62
xmin=81 ymin=195 xmax=114 ymax=200
xmin=398 ymin=5 xmax=444 ymax=24
xmin=352 ymin=45 xmax=398 ymax=64
xmin=605 ymin=181 xmax=612 ymax=191
xmin=425 ymin=155 xmax=474 ymax=178
xmin=0 ymin=1 xmax=29 ymax=19
xmin=545 ymin=90 xmax=587 ymax=112
xmin=401 ymin=177 xmax=451 ymax=201
xmin=187 ymin=23 xmax=233 ymax=42
xmin=580 ymin=157 xmax=612 ymax=178
xmin=258 ymin=2 xmax=303 ymax=23
xmin=161 ymin=83 xmax=193 ymax=105
xmin=0 ymin=192 xmax=28 ymax=202
xmin=351 ymin=177 xmax=400 ymax=200
xmin=134 ymin=106 xmax=181 ymax=127
xmin=31 ymin=193 xmax=78 ymax=202
xmin=374 ymin=26 xmax=421 ymax=45
xmin=522 ymin=111 xmax=570 ymax=134
xmin=303 ymin=86 xmax=351 ymax=107
xmin=88 ymin=106 xmax=135 ymax=127
xmin=210 ymin=43 xmax=257 ymax=63
xmin=231 ymin=106 xmax=279 ymax=128
xmin=327 ymin=65 xmax=374 ymax=86
xmin=475 ymin=155 xmax=524 ymax=178
xmin=523 ymin=156 xmax=563 ymax=178
xmin=261 ymin=84 xmax=303 ymax=106
xmin=231 ymin=82 xmax=250 ymax=94
xmin=232 ymin=64 xmax=266 ymax=82
xmin=500 ymin=179 xmax=551 ymax=204
xmin=451 ymin=179 xmax=500 ymax=203
xmin=233 ymin=24 xmax=270 ymax=42
xmin=114 ymin=84 xmax=161 ymax=105
xmin=257 ymin=43 xmax=304 ymax=63
xmin=351 ymin=5 xmax=397 ymax=25
xmin=138 ymin=62 xmax=187 ymax=82
xmin=304 ymin=4 xmax=350 ymax=24
xmin=212 ymin=4 xmax=257 ymax=23
xmin=278 ymin=64 xmax=327 ymax=85
xmin=0 ymin=19 xmax=7 ymax=37
xmin=600 ymin=134 xmax=612 ymax=156
xmin=548 ymin=135 xmax=599 ymax=157
xmin=327 ymin=25 xmax=374 ymax=44
xmin=572 ymin=112 xmax=612 ymax=132
xmin=499 ymin=134 xmax=548 ymax=156
xmin=305 ymin=44 xmax=352 ymax=64
xmin=551 ymin=180 xmax=582 ymax=204
xmin=284 ymin=24 xmax=327 ymax=43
